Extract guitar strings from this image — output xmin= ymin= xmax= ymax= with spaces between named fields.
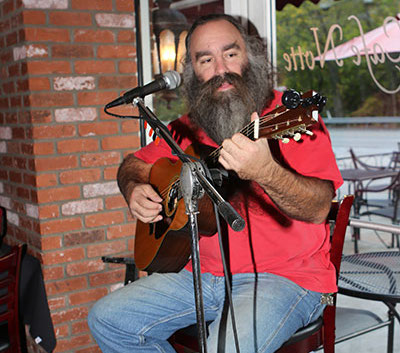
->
xmin=157 ymin=113 xmax=278 ymax=199
xmin=157 ymin=111 xmax=304 ymax=200
xmin=157 ymin=114 xmax=306 ymax=200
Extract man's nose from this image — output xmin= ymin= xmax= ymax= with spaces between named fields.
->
xmin=214 ymin=57 xmax=228 ymax=76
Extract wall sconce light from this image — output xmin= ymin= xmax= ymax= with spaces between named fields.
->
xmin=152 ymin=0 xmax=188 ymax=75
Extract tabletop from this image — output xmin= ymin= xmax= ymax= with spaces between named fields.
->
xmin=340 ymin=169 xmax=399 ymax=182
xmin=338 ymin=250 xmax=400 ymax=302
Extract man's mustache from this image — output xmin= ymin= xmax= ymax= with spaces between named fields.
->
xmin=199 ymin=72 xmax=244 ymax=94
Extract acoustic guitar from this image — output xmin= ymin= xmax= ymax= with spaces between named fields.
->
xmin=134 ymin=90 xmax=324 ymax=273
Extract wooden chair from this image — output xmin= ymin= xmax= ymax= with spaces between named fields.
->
xmin=170 ymin=195 xmax=354 ymax=353
xmin=0 ymin=244 xmax=25 ymax=353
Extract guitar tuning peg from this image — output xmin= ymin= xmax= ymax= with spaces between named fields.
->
xmin=281 ymin=137 xmax=290 ymax=144
xmin=299 ymin=127 xmax=314 ymax=136
xmin=293 ymin=132 xmax=301 ymax=141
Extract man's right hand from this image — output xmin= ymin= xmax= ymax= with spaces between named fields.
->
xmin=129 ymin=184 xmax=163 ymax=223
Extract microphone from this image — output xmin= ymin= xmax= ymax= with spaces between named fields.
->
xmin=105 ymin=70 xmax=181 ymax=109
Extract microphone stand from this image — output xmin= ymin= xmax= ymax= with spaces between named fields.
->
xmin=133 ymin=98 xmax=245 ymax=353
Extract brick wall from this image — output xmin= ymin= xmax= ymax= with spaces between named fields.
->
xmin=0 ymin=0 xmax=140 ymax=352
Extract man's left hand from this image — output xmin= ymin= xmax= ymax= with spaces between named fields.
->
xmin=218 ymin=112 xmax=275 ymax=182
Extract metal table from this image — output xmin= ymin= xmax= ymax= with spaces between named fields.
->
xmin=339 ymin=251 xmax=400 ymax=353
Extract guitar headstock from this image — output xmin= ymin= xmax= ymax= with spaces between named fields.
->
xmin=246 ymin=90 xmax=326 ymax=143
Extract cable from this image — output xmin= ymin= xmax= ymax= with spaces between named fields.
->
xmin=214 ymin=202 xmax=241 ymax=353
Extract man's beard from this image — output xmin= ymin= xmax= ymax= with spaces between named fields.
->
xmin=183 ymin=63 xmax=272 ymax=145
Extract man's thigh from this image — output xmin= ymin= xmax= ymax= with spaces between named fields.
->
xmin=89 ymin=269 xmax=219 ymax=342
xmin=207 ymin=273 xmax=324 ymax=353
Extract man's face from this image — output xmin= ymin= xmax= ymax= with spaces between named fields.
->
xmin=183 ymin=19 xmax=273 ymax=145
xmin=189 ymin=20 xmax=248 ymax=87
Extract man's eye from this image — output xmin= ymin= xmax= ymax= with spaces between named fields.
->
xmin=200 ymin=58 xmax=212 ymax=64
xmin=227 ymin=52 xmax=237 ymax=58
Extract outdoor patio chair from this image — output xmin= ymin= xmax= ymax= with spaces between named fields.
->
xmin=350 ymin=149 xmax=400 ymax=210
xmin=349 ymin=149 xmax=399 ymax=172
xmin=360 ymin=176 xmax=400 ymax=248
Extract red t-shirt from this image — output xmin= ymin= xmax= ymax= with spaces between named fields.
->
xmin=134 ymin=90 xmax=343 ymax=293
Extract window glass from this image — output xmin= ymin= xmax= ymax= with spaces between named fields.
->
xmin=276 ymin=0 xmax=399 ymax=118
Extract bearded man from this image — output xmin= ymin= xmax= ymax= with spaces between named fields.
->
xmin=88 ymin=14 xmax=343 ymax=353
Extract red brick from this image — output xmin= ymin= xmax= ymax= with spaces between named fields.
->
xmin=36 ymin=173 xmax=58 ymax=187
xmin=42 ymin=266 xmax=64 ymax=281
xmin=69 ymin=287 xmax=108 ymax=305
xmin=37 ymin=185 xmax=81 ymax=203
xmin=46 ymin=277 xmax=88 ymax=297
xmin=107 ymin=223 xmax=134 ymax=239
xmin=66 ymin=259 xmax=105 ymax=276
xmin=43 ymin=247 xmax=85 ymax=266
xmin=78 ymin=121 xmax=119 ymax=136
xmin=23 ymin=173 xmax=36 ymax=187
xmin=51 ymin=306 xmax=89 ymax=325
xmin=41 ymin=235 xmax=62 ymax=250
xmin=49 ymin=11 xmax=92 ymax=26
xmin=40 ymin=217 xmax=83 ymax=235
xmin=30 ymin=110 xmax=53 ymax=123
xmin=39 ymin=204 xmax=60 ymax=219
xmin=87 ymin=239 xmax=127 ymax=258
xmin=121 ymin=119 xmax=139 ymax=133
xmin=22 ymin=10 xmax=47 ymax=24
xmin=106 ymin=195 xmax=127 ymax=210
xmin=54 ymin=324 xmax=69 ymax=339
xmin=101 ymin=135 xmax=140 ymax=150
xmin=35 ymin=155 xmax=78 ymax=172
xmin=9 ymin=170 xmax=22 ymax=183
xmin=27 ymin=61 xmax=71 ymax=75
xmin=77 ymin=91 xmax=117 ymax=106
xmin=74 ymin=29 xmax=114 ymax=43
xmin=57 ymin=138 xmax=98 ymax=154
xmin=33 ymin=141 xmax=54 ymax=155
xmin=89 ymin=268 xmax=125 ymax=286
xmin=25 ymin=28 xmax=70 ymax=42
xmin=116 ymin=0 xmax=134 ymax=11
xmin=71 ymin=0 xmax=112 ymax=11
xmin=64 ymin=229 xmax=105 ymax=248
xmin=85 ymin=210 xmax=124 ymax=228
xmin=28 ymin=77 xmax=50 ymax=90
xmin=98 ymin=45 xmax=136 ymax=59
xmin=28 ymin=92 xmax=74 ymax=107
xmin=80 ymin=151 xmax=120 ymax=167
xmin=71 ymin=320 xmax=90 ymax=335
xmin=117 ymin=30 xmax=135 ymax=43
xmin=52 ymin=44 xmax=94 ymax=58
xmin=11 ymin=126 xmax=24 ymax=139
xmin=74 ymin=60 xmax=115 ymax=74
xmin=118 ymin=60 xmax=137 ymax=74
xmin=103 ymin=166 xmax=118 ymax=180
xmin=76 ymin=345 xmax=102 ymax=353
xmin=60 ymin=169 xmax=101 ymax=185
xmin=98 ymin=75 xmax=136 ymax=90
xmin=55 ymin=334 xmax=92 ymax=353
xmin=48 ymin=296 xmax=66 ymax=311
xmin=32 ymin=125 xmax=76 ymax=139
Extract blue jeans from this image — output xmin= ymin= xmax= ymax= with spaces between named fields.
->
xmin=88 ymin=269 xmax=324 ymax=353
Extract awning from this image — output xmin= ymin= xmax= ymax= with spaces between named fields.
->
xmin=276 ymin=0 xmax=339 ymax=11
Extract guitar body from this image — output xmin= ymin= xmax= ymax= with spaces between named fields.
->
xmin=135 ymin=145 xmax=217 ymax=273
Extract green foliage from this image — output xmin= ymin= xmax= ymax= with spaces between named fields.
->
xmin=153 ymin=87 xmax=188 ymax=122
xmin=276 ymin=0 xmax=400 ymax=117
